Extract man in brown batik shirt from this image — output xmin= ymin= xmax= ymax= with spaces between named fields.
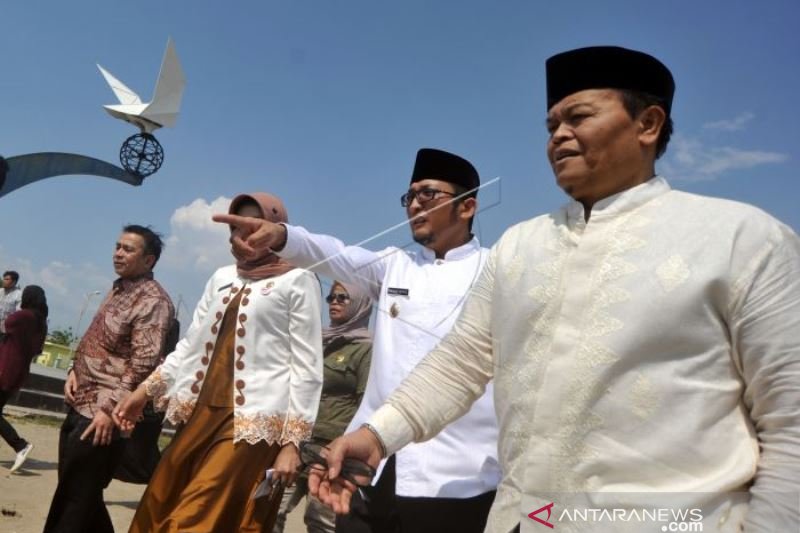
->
xmin=44 ymin=224 xmax=174 ymax=533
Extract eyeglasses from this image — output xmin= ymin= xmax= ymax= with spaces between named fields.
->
xmin=298 ymin=442 xmax=376 ymax=488
xmin=400 ymin=188 xmax=456 ymax=207
xmin=325 ymin=293 xmax=350 ymax=304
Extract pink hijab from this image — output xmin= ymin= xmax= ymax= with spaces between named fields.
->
xmin=229 ymin=192 xmax=295 ymax=281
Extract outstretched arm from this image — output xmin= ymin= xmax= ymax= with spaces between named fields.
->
xmin=213 ymin=214 xmax=388 ymax=300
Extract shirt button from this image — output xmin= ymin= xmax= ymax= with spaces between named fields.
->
xmin=435 ymin=259 xmax=444 ymax=265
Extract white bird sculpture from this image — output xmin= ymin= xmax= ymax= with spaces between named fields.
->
xmin=98 ymin=38 xmax=185 ymax=134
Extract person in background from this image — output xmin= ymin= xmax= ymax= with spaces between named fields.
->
xmin=0 ymin=285 xmax=48 ymax=472
xmin=116 ymin=192 xmax=323 ymax=533
xmin=0 ymin=271 xmax=23 ymax=340
xmin=274 ymin=280 xmax=372 ymax=533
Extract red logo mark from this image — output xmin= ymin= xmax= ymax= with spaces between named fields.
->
xmin=528 ymin=502 xmax=555 ymax=529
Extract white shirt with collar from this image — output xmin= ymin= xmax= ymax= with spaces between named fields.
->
xmin=0 ymin=286 xmax=22 ymax=333
xmin=279 ymin=226 xmax=501 ymax=498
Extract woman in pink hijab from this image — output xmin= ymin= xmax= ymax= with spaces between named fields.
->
xmin=117 ymin=193 xmax=323 ymax=532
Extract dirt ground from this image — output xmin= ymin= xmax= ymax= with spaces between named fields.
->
xmin=0 ymin=413 xmax=306 ymax=533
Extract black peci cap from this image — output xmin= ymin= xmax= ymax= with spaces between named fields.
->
xmin=410 ymin=148 xmax=480 ymax=195
xmin=546 ymin=46 xmax=675 ymax=114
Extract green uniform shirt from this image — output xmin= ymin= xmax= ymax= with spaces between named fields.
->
xmin=311 ymin=337 xmax=372 ymax=442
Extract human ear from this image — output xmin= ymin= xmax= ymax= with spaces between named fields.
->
xmin=637 ymin=105 xmax=666 ymax=149
xmin=459 ymin=197 xmax=477 ymax=220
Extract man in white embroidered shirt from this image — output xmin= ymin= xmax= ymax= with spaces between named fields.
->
xmin=309 ymin=47 xmax=800 ymax=532
xmin=216 ymin=148 xmax=500 ymax=533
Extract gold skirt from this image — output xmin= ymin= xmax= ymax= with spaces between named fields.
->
xmin=128 ymin=404 xmax=279 ymax=533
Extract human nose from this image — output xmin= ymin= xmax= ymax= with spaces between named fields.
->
xmin=406 ymin=193 xmax=425 ymax=212
xmin=547 ymin=124 xmax=571 ymax=160
xmin=549 ymin=122 xmax=573 ymax=146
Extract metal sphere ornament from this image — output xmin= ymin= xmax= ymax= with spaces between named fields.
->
xmin=120 ymin=133 xmax=164 ymax=178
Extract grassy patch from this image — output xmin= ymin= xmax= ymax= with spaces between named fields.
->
xmin=6 ymin=412 xmax=64 ymax=428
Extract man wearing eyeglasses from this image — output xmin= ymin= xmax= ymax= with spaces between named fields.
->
xmin=216 ymin=148 xmax=500 ymax=533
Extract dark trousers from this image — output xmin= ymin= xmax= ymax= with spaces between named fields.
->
xmin=113 ymin=403 xmax=164 ymax=484
xmin=336 ymin=455 xmax=496 ymax=533
xmin=0 ymin=389 xmax=28 ymax=452
xmin=43 ymin=408 xmax=126 ymax=533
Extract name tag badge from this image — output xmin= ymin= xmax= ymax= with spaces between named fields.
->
xmin=387 ymin=287 xmax=409 ymax=297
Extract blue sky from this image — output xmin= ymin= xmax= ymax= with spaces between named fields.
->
xmin=1 ymin=0 xmax=798 ymax=334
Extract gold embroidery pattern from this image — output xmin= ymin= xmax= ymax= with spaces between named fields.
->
xmin=629 ymin=372 xmax=659 ymax=420
xmin=282 ymin=416 xmax=314 ymax=448
xmin=234 ymin=412 xmax=285 ymax=444
xmin=503 ymin=255 xmax=525 ymax=285
xmin=143 ymin=367 xmax=170 ymax=411
xmin=656 ymin=254 xmax=691 ymax=292
xmin=164 ymin=397 xmax=197 ymax=425
xmin=549 ymin=208 xmax=651 ymax=492
xmin=232 ymin=412 xmax=313 ymax=446
xmin=494 ymin=231 xmax=570 ymax=518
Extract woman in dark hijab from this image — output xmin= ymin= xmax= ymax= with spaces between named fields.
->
xmin=0 ymin=285 xmax=48 ymax=472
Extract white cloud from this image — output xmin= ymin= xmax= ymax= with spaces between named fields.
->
xmin=161 ymin=196 xmax=233 ymax=272
xmin=0 ymin=246 xmax=112 ymax=333
xmin=39 ymin=261 xmax=71 ymax=296
xmin=702 ymin=112 xmax=755 ymax=132
xmin=661 ymin=134 xmax=788 ymax=182
xmin=1 ymin=193 xmax=240 ymax=337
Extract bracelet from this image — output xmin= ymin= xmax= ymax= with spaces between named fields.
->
xmin=361 ymin=423 xmax=388 ymax=458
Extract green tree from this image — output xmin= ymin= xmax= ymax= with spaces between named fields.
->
xmin=48 ymin=327 xmax=76 ymax=347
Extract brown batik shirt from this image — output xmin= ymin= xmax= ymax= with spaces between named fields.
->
xmin=72 ymin=272 xmax=174 ymax=418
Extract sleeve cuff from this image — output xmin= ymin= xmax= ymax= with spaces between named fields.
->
xmin=276 ymin=224 xmax=301 ymax=260
xmin=368 ymin=404 xmax=416 ymax=456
